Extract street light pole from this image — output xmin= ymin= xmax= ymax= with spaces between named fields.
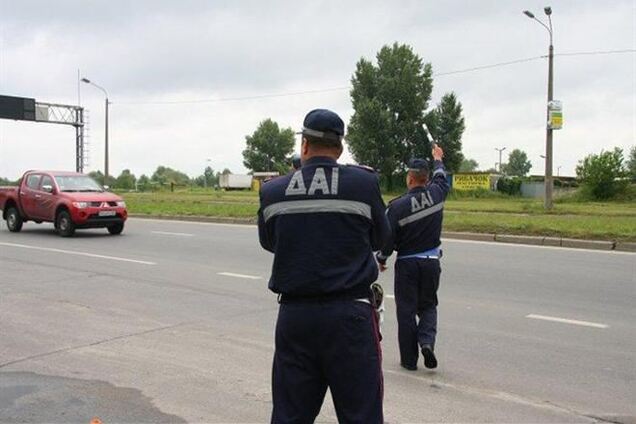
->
xmin=495 ymin=147 xmax=507 ymax=173
xmin=81 ymin=78 xmax=109 ymax=181
xmin=524 ymin=6 xmax=554 ymax=210
xmin=204 ymin=158 xmax=211 ymax=189
xmin=104 ymin=96 xmax=109 ymax=179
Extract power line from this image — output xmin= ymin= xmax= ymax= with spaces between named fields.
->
xmin=116 ymin=86 xmax=349 ymax=105
xmin=554 ymin=48 xmax=635 ymax=57
xmin=435 ymin=55 xmax=544 ymax=77
xmin=114 ymin=49 xmax=635 ymax=106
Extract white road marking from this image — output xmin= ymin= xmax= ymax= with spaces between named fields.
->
xmin=0 ymin=242 xmax=157 ymax=266
xmin=526 ymin=314 xmax=608 ymax=329
xmin=218 ymin=272 xmax=261 ymax=280
xmin=151 ymin=231 xmax=194 ymax=237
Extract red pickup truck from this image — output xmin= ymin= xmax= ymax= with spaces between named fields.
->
xmin=0 ymin=171 xmax=128 ymax=237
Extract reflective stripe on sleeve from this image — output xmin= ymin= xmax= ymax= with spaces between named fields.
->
xmin=397 ymin=202 xmax=444 ymax=227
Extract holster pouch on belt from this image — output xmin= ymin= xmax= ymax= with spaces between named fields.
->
xmin=370 ymin=282 xmax=385 ymax=341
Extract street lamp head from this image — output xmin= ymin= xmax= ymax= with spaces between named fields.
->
xmin=523 ymin=10 xmax=535 ymax=18
xmin=81 ymin=78 xmax=91 ymax=84
xmin=544 ymin=6 xmax=552 ymax=16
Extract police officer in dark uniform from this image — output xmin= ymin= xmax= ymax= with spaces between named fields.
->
xmin=258 ymin=109 xmax=390 ymax=423
xmin=376 ymin=145 xmax=449 ymax=370
xmin=291 ymin=153 xmax=302 ymax=171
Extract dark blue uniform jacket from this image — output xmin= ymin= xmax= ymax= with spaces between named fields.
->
xmin=258 ymin=156 xmax=390 ymax=300
xmin=377 ymin=160 xmax=450 ymax=263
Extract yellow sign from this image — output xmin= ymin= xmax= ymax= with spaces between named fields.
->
xmin=548 ymin=100 xmax=563 ymax=130
xmin=453 ymin=173 xmax=490 ymax=191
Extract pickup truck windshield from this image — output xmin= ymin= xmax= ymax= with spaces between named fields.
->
xmin=55 ymin=176 xmax=104 ymax=192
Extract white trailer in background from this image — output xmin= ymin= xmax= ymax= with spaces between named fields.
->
xmin=219 ymin=174 xmax=253 ymax=190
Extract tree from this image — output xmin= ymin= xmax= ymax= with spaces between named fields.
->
xmin=204 ymin=166 xmax=217 ymax=187
xmin=576 ymin=148 xmax=628 ymax=199
xmin=88 ymin=170 xmax=115 ymax=187
xmin=459 ymin=158 xmax=479 ymax=172
xmin=501 ymin=149 xmax=532 ymax=176
xmin=194 ymin=166 xmax=218 ymax=188
xmin=114 ymin=169 xmax=136 ymax=190
xmin=627 ymin=145 xmax=636 ymax=180
xmin=348 ymin=43 xmax=434 ymax=190
xmin=0 ymin=176 xmax=17 ymax=185
xmin=425 ymin=92 xmax=466 ymax=173
xmin=151 ymin=166 xmax=190 ymax=186
xmin=242 ymin=119 xmax=295 ymax=174
xmin=88 ymin=170 xmax=104 ymax=183
xmin=137 ymin=174 xmax=151 ymax=191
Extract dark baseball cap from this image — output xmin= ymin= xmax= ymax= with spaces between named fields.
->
xmin=298 ymin=109 xmax=345 ymax=142
xmin=408 ymin=158 xmax=429 ymax=172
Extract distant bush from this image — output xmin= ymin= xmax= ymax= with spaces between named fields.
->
xmin=0 ymin=177 xmax=18 ymax=186
xmin=496 ymin=177 xmax=522 ymax=196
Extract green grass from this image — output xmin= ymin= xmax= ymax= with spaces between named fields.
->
xmin=121 ymin=189 xmax=636 ymax=241
xmin=444 ymin=211 xmax=636 ymax=241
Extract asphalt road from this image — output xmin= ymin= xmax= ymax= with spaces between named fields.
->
xmin=1 ymin=218 xmax=634 ymax=423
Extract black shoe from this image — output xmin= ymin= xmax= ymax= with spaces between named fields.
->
xmin=400 ymin=362 xmax=417 ymax=371
xmin=421 ymin=344 xmax=437 ymax=369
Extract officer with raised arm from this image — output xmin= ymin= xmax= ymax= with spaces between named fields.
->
xmin=258 ymin=109 xmax=390 ymax=423
xmin=376 ymin=145 xmax=449 ymax=370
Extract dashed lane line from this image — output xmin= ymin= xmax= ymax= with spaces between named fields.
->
xmin=0 ymin=242 xmax=156 ymax=266
xmin=151 ymin=231 xmax=194 ymax=237
xmin=526 ymin=314 xmax=608 ymax=329
xmin=218 ymin=271 xmax=261 ymax=280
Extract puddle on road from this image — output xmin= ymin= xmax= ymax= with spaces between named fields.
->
xmin=0 ymin=371 xmax=186 ymax=423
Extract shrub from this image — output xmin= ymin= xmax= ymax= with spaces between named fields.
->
xmin=576 ymin=148 xmax=628 ymax=200
xmin=496 ymin=177 xmax=522 ymax=196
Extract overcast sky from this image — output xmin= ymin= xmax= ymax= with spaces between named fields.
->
xmin=0 ymin=0 xmax=634 ymax=180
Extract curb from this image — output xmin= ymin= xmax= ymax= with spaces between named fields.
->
xmin=614 ymin=242 xmax=636 ymax=252
xmin=444 ymin=231 xmax=620 ymax=251
xmin=129 ymin=215 xmax=633 ymax=253
xmin=494 ymin=234 xmax=544 ymax=246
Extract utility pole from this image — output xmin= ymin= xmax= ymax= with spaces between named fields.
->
xmin=524 ymin=6 xmax=555 ymax=209
xmin=495 ymin=147 xmax=507 ymax=173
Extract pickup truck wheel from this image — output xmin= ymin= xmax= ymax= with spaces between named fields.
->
xmin=56 ymin=210 xmax=75 ymax=237
xmin=107 ymin=223 xmax=124 ymax=235
xmin=6 ymin=207 xmax=23 ymax=232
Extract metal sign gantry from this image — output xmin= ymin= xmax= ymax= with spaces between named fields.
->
xmin=0 ymin=95 xmax=86 ymax=173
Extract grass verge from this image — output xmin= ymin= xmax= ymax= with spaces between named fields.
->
xmin=121 ymin=190 xmax=636 ymax=241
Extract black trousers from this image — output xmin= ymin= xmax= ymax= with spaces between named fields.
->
xmin=394 ymin=259 xmax=441 ymax=368
xmin=271 ymin=300 xmax=383 ymax=423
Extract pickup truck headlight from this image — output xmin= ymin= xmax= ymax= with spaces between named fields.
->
xmin=72 ymin=202 xmax=89 ymax=209
xmin=116 ymin=201 xmax=126 ymax=208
